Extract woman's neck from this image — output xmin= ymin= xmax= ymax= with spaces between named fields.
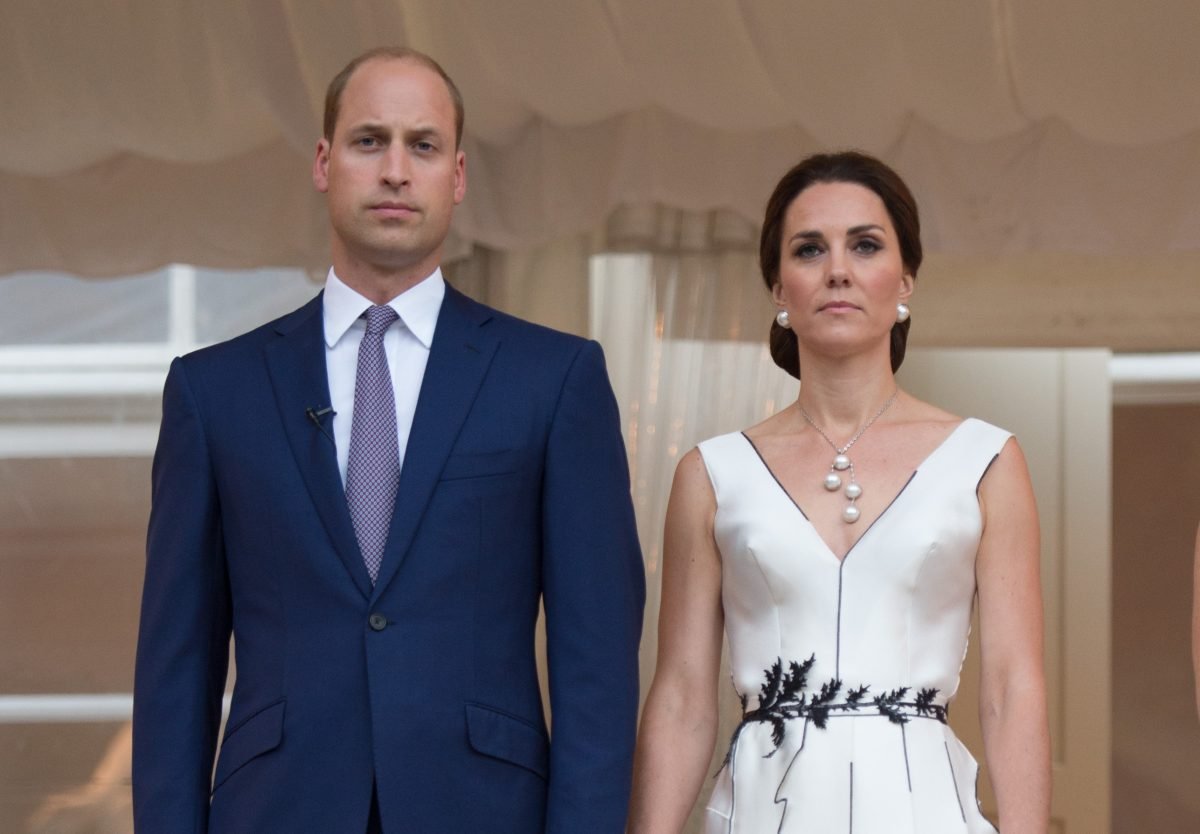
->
xmin=793 ymin=353 xmax=900 ymax=437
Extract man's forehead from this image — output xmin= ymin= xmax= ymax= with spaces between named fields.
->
xmin=338 ymin=58 xmax=454 ymax=121
xmin=345 ymin=57 xmax=443 ymax=99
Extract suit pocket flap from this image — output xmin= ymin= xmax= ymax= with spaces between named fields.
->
xmin=212 ymin=699 xmax=285 ymax=791
xmin=440 ymin=449 xmax=521 ymax=481
xmin=465 ymin=703 xmax=549 ymax=780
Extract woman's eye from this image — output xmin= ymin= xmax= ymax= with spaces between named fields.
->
xmin=853 ymin=238 xmax=881 ymax=254
xmin=794 ymin=243 xmax=822 ymax=259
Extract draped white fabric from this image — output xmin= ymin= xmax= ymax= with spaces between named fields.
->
xmin=3 ymin=0 xmax=1199 ymax=278
xmin=590 ymin=251 xmax=797 ymax=832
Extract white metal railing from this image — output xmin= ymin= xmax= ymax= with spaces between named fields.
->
xmin=0 ymin=693 xmax=231 ymax=724
xmin=0 ymin=694 xmax=133 ymax=723
xmin=0 ymin=424 xmax=159 ymax=458
xmin=1110 ymin=352 xmax=1200 ymax=405
xmin=0 ymin=264 xmax=197 ymax=399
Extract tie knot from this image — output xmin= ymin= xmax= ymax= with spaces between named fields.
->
xmin=363 ymin=304 xmax=399 ymax=336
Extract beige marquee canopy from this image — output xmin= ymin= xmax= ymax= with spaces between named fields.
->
xmin=2 ymin=0 xmax=1198 ymax=348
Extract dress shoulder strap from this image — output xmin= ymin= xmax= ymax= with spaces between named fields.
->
xmin=695 ymin=430 xmax=756 ymax=504
xmin=922 ymin=417 xmax=1014 ymax=490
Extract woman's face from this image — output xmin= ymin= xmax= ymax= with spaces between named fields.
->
xmin=772 ymin=180 xmax=912 ymax=360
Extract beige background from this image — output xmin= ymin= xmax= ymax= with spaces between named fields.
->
xmin=1111 ymin=404 xmax=1200 ymax=832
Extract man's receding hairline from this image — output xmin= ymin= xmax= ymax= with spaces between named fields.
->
xmin=324 ymin=49 xmax=464 ymax=146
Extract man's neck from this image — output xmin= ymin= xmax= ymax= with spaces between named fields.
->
xmin=332 ymin=251 xmax=442 ymax=304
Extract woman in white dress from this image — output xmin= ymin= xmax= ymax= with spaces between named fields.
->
xmin=630 ymin=152 xmax=1050 ymax=833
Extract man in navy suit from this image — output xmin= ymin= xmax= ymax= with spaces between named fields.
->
xmin=132 ymin=46 xmax=645 ymax=833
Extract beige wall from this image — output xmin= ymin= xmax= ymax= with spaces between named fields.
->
xmin=1112 ymin=404 xmax=1200 ymax=832
xmin=0 ymin=457 xmax=147 ymax=831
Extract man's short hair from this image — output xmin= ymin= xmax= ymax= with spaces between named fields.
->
xmin=323 ymin=46 xmax=465 ymax=147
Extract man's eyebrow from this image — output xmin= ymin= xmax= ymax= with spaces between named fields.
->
xmin=403 ymin=126 xmax=445 ymax=140
xmin=346 ymin=121 xmax=389 ymax=136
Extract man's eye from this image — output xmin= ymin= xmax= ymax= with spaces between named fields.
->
xmin=414 ymin=141 xmax=435 ymax=152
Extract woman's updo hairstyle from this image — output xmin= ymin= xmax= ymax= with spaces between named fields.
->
xmin=759 ymin=151 xmax=922 ymax=380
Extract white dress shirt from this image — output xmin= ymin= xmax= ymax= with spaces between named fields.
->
xmin=322 ymin=267 xmax=445 ymax=487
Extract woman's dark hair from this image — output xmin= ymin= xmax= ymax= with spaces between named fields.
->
xmin=760 ymin=151 xmax=922 ymax=380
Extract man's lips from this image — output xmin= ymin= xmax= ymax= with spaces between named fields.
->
xmin=370 ymin=201 xmax=417 ymax=217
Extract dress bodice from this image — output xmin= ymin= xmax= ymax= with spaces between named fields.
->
xmin=697 ymin=418 xmax=1010 ymax=834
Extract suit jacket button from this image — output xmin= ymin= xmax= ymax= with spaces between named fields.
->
xmin=368 ymin=613 xmax=388 ymax=632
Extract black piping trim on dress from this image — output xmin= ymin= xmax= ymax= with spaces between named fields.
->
xmin=975 ymin=452 xmax=1002 ymax=496
xmin=740 ymin=431 xmax=809 ymax=520
xmin=840 ymin=469 xmax=918 ymax=564
xmin=725 ymin=733 xmax=737 ymax=834
xmin=848 ymin=761 xmax=855 ymax=833
xmin=836 ymin=470 xmax=916 ymax=676
xmin=836 ymin=564 xmax=844 ymax=678
xmin=771 ymin=718 xmax=809 ymax=834
xmin=944 ymin=741 xmax=968 ymax=823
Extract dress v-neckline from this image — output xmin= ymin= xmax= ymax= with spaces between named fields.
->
xmin=740 ymin=418 xmax=972 ymax=564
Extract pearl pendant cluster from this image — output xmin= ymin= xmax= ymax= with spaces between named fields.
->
xmin=798 ymin=389 xmax=899 ymax=526
xmin=823 ymin=454 xmax=864 ymax=523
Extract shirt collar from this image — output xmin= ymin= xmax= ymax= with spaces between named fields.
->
xmin=322 ymin=267 xmax=446 ymax=350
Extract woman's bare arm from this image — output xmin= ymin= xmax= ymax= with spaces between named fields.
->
xmin=976 ymin=437 xmax=1051 ymax=832
xmin=628 ymin=449 xmax=726 ymax=832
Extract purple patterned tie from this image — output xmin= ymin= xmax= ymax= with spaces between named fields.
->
xmin=345 ymin=305 xmax=400 ymax=584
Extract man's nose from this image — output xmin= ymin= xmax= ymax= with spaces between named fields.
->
xmin=381 ymin=147 xmax=410 ymax=187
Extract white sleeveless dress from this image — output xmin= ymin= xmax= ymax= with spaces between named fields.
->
xmin=698 ymin=418 xmax=1008 ymax=834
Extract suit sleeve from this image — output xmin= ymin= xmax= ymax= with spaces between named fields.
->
xmin=133 ymin=357 xmax=231 ymax=833
xmin=540 ymin=340 xmax=646 ymax=833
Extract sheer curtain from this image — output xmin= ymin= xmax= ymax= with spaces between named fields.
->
xmin=589 ymin=208 xmax=797 ymax=831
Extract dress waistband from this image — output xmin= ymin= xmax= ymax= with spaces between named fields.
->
xmin=725 ymin=655 xmax=948 ymax=765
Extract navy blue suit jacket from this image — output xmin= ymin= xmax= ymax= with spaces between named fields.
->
xmin=132 ymin=285 xmax=645 ymax=832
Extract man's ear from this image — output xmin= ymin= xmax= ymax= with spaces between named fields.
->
xmin=313 ymin=138 xmax=331 ymax=193
xmin=453 ymin=149 xmax=466 ymax=204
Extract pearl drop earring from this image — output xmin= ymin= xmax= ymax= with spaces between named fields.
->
xmin=775 ymin=309 xmax=791 ymax=329
xmin=896 ymin=303 xmax=911 ymax=323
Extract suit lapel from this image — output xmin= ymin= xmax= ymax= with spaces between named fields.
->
xmin=371 ymin=285 xmax=498 ymax=599
xmin=265 ymin=293 xmax=374 ymax=599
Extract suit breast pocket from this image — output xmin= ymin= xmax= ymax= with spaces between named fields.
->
xmin=439 ymin=449 xmax=523 ymax=482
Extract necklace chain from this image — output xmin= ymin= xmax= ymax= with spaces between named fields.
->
xmin=798 ymin=389 xmax=898 ymax=455
xmin=797 ymin=389 xmax=899 ymax=524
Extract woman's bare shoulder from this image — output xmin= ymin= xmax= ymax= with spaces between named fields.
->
xmin=741 ymin=404 xmax=800 ymax=443
xmin=894 ymin=391 xmax=962 ymax=427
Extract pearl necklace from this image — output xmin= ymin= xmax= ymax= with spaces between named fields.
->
xmin=797 ymin=390 xmax=899 ymax=524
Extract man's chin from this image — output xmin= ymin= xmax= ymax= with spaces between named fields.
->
xmin=352 ymin=241 xmax=441 ymax=274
